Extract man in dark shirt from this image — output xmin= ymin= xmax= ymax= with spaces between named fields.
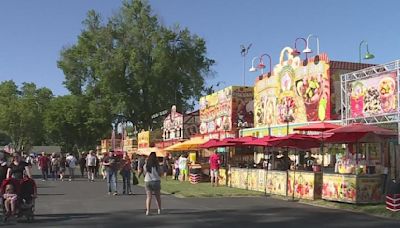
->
xmin=38 ymin=152 xmax=50 ymax=181
xmin=103 ymin=150 xmax=118 ymax=195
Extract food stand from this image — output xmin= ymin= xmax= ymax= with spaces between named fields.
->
xmin=199 ymin=86 xmax=254 ymax=181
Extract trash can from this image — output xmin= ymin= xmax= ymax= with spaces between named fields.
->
xmin=386 ymin=180 xmax=400 ymax=212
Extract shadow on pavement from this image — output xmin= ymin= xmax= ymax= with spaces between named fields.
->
xmin=22 ymin=207 xmax=398 ymax=228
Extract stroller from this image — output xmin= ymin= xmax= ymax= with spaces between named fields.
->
xmin=1 ymin=177 xmax=37 ymax=222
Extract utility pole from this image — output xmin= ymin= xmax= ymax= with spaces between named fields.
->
xmin=240 ymin=43 xmax=252 ymax=86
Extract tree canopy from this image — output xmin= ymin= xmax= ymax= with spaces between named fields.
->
xmin=58 ymin=0 xmax=215 ymax=130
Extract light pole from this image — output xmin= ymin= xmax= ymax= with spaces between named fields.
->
xmin=240 ymin=44 xmax=252 ymax=86
xmin=303 ymin=34 xmax=320 ymax=55
xmin=249 ymin=53 xmax=272 ymax=77
xmin=292 ymin=38 xmax=308 ymax=60
xmin=359 ymin=40 xmax=375 ymax=63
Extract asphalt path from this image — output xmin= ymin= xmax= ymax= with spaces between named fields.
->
xmin=3 ymin=172 xmax=400 ymax=227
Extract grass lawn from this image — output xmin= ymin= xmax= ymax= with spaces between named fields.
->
xmin=138 ymin=177 xmax=264 ymax=198
xmin=300 ymin=199 xmax=400 ymax=220
xmin=137 ymin=177 xmax=400 ymax=219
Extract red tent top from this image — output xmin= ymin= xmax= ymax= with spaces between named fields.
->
xmin=324 ymin=123 xmax=397 ymax=143
xmin=222 ymin=136 xmax=257 ymax=144
xmin=268 ymin=134 xmax=321 ymax=150
xmin=293 ymin=122 xmax=341 ymax=132
xmin=199 ymin=139 xmax=219 ymax=149
xmin=326 ymin=123 xmax=397 ymax=135
xmin=199 ymin=139 xmax=235 ymax=149
xmin=244 ymin=136 xmax=277 ymax=146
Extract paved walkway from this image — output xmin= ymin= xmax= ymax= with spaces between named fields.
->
xmin=5 ymin=174 xmax=400 ymax=227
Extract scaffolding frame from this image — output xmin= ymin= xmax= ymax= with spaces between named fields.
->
xmin=340 ymin=60 xmax=400 ymax=142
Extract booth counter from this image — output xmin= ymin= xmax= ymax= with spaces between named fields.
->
xmin=322 ymin=173 xmax=383 ymax=204
xmin=287 ymin=171 xmax=322 ymax=200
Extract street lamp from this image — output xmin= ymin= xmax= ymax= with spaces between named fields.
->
xmin=359 ymin=40 xmax=375 ymax=63
xmin=303 ymin=34 xmax=320 ymax=55
xmin=249 ymin=53 xmax=272 ymax=77
xmin=292 ymin=38 xmax=308 ymax=59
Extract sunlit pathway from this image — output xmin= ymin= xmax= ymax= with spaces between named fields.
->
xmin=6 ymin=174 xmax=399 ymax=227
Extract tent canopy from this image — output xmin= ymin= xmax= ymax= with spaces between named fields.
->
xmin=268 ymin=134 xmax=321 ymax=150
xmin=293 ymin=122 xmax=341 ymax=132
xmin=164 ymin=137 xmax=206 ymax=151
xmin=136 ymin=147 xmax=166 ymax=157
xmin=244 ymin=136 xmax=277 ymax=146
xmin=325 ymin=123 xmax=397 ymax=143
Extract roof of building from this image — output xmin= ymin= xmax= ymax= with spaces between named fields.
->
xmin=330 ymin=61 xmax=375 ymax=71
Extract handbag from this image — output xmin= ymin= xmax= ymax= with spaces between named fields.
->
xmin=132 ymin=172 xmax=139 ymax=185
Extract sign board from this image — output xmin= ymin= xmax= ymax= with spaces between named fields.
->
xmin=349 ymin=71 xmax=398 ymax=118
xmin=254 ymin=47 xmax=331 ymax=128
xmin=199 ymin=86 xmax=254 ymax=135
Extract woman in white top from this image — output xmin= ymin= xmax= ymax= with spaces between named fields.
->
xmin=144 ymin=152 xmax=162 ymax=215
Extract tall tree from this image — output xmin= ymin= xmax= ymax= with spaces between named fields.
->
xmin=58 ymin=0 xmax=214 ymax=130
xmin=43 ymin=95 xmax=112 ymax=153
xmin=0 ymin=81 xmax=52 ymax=152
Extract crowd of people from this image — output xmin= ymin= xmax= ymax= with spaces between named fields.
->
xmin=0 ymin=148 xmax=222 ymax=217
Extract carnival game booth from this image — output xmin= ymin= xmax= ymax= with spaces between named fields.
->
xmin=164 ymin=137 xmax=209 ymax=183
xmin=322 ymin=123 xmax=397 ymax=204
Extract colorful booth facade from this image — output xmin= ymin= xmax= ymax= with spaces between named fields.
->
xmin=199 ymin=86 xmax=254 ymax=139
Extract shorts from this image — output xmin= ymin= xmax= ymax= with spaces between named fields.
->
xmin=88 ymin=166 xmax=96 ymax=173
xmin=210 ymin=169 xmax=219 ymax=178
xmin=181 ymin=169 xmax=188 ymax=175
xmin=145 ymin=181 xmax=161 ymax=192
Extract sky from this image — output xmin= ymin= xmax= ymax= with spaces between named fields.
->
xmin=1 ymin=0 xmax=400 ymax=96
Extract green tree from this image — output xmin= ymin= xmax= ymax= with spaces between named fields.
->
xmin=58 ymin=0 xmax=214 ymax=130
xmin=44 ymin=95 xmax=112 ymax=152
xmin=0 ymin=81 xmax=53 ymax=152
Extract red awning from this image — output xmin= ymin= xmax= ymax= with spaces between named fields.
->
xmin=244 ymin=136 xmax=277 ymax=147
xmin=222 ymin=136 xmax=257 ymax=144
xmin=199 ymin=139 xmax=220 ymax=149
xmin=268 ymin=134 xmax=321 ymax=150
xmin=324 ymin=123 xmax=397 ymax=143
xmin=293 ymin=122 xmax=341 ymax=132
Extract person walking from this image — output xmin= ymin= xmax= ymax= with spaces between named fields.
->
xmin=103 ymin=150 xmax=118 ymax=195
xmin=209 ymin=151 xmax=221 ymax=187
xmin=59 ymin=154 xmax=67 ymax=181
xmin=173 ymin=157 xmax=180 ymax=180
xmin=0 ymin=151 xmax=8 ymax=184
xmin=79 ymin=152 xmax=87 ymax=177
xmin=7 ymin=152 xmax=31 ymax=180
xmin=120 ymin=152 xmax=133 ymax=195
xmin=95 ymin=155 xmax=100 ymax=178
xmin=144 ymin=152 xmax=162 ymax=216
xmin=66 ymin=153 xmax=77 ymax=181
xmin=162 ymin=155 xmax=170 ymax=180
xmin=38 ymin=152 xmax=50 ymax=181
xmin=137 ymin=155 xmax=146 ymax=178
xmin=50 ymin=153 xmax=60 ymax=181
xmin=86 ymin=150 xmax=97 ymax=182
xmin=178 ymin=154 xmax=188 ymax=181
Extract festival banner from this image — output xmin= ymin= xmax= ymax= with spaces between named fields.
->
xmin=254 ymin=47 xmax=330 ymax=128
xmin=199 ymin=86 xmax=253 ymax=135
xmin=138 ymin=130 xmax=150 ymax=149
xmin=322 ymin=174 xmax=357 ymax=203
xmin=349 ymin=71 xmax=398 ymax=118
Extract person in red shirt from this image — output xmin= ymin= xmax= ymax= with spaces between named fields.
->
xmin=38 ymin=152 xmax=50 ymax=181
xmin=209 ymin=151 xmax=221 ymax=187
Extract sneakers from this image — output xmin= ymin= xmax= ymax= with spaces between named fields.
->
xmin=113 ymin=192 xmax=118 ymax=196
xmin=158 ymin=209 xmax=161 ymax=215
xmin=145 ymin=210 xmax=149 ymax=216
